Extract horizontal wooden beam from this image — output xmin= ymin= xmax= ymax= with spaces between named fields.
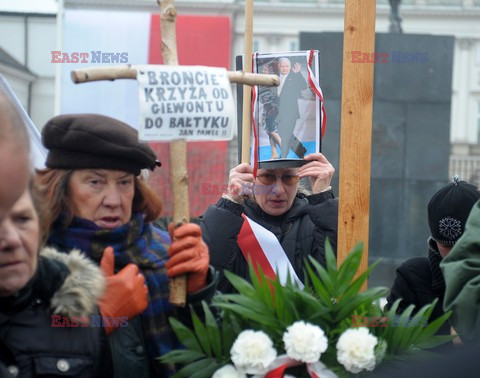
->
xmin=71 ymin=65 xmax=279 ymax=87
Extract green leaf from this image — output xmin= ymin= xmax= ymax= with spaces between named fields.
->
xmin=336 ymin=243 xmax=364 ymax=293
xmin=168 ymin=317 xmax=202 ymax=353
xmin=202 ymin=302 xmax=222 ymax=359
xmin=248 ymin=263 xmax=274 ymax=308
xmin=221 ymin=310 xmax=240 ymax=355
xmin=305 ymin=261 xmax=334 ymax=309
xmin=400 ymin=301 xmax=437 ymax=346
xmin=334 ymin=287 xmax=388 ymax=322
xmin=413 ymin=311 xmax=452 ymax=346
xmin=190 ymin=307 xmax=212 ymax=356
xmin=215 ymin=294 xmax=270 ymax=314
xmin=223 ymin=270 xmax=256 ymax=297
xmin=413 ymin=335 xmax=453 ymax=349
xmin=159 ymin=349 xmax=205 ymax=364
xmin=173 ymin=358 xmax=221 ymax=378
xmin=338 ymin=259 xmax=381 ymax=303
xmin=272 ymin=279 xmax=287 ymax=321
xmin=324 ymin=238 xmax=339 ymax=279
xmin=216 ymin=303 xmax=279 ymax=328
xmin=308 ymin=257 xmax=336 ymax=295
xmin=390 ymin=304 xmax=416 ymax=349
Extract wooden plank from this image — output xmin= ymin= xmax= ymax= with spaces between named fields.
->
xmin=337 ymin=0 xmax=376 ymax=284
xmin=70 ymin=66 xmax=279 ymax=86
xmin=241 ymin=0 xmax=254 ymax=163
xmin=160 ymin=0 xmax=189 ymax=306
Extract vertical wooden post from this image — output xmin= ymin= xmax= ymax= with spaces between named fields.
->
xmin=159 ymin=0 xmax=188 ymax=306
xmin=241 ymin=0 xmax=254 ymax=163
xmin=337 ymin=0 xmax=376 ymax=286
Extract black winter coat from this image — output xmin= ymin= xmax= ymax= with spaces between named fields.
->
xmin=200 ymin=191 xmax=338 ymax=293
xmin=386 ymin=238 xmax=450 ymax=335
xmin=0 ymin=248 xmax=111 ymax=377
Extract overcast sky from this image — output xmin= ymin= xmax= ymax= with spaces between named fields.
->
xmin=0 ymin=0 xmax=57 ymax=14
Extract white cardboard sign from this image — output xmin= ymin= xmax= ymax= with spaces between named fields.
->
xmin=137 ymin=65 xmax=235 ymax=141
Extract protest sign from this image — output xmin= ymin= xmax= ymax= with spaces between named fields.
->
xmin=137 ymin=65 xmax=235 ymax=141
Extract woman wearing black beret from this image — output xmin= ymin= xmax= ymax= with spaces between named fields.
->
xmin=35 ymin=114 xmax=216 ymax=377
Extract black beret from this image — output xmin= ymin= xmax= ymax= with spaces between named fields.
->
xmin=42 ymin=114 xmax=161 ymax=176
xmin=428 ymin=176 xmax=480 ymax=245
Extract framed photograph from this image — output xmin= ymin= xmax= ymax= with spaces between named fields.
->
xmin=236 ymin=50 xmax=324 ymax=168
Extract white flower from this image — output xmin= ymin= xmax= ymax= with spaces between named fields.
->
xmin=212 ymin=364 xmax=246 ymax=378
xmin=230 ymin=330 xmax=277 ymax=375
xmin=336 ymin=327 xmax=378 ymax=374
xmin=283 ymin=321 xmax=328 ymax=363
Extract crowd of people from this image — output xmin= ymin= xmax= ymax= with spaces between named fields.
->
xmin=1 ymin=71 xmax=480 ymax=378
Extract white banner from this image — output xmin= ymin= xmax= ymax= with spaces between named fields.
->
xmin=137 ymin=65 xmax=235 ymax=141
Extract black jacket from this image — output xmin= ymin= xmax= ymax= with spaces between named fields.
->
xmin=0 ymin=248 xmax=111 ymax=377
xmin=386 ymin=238 xmax=450 ymax=335
xmin=200 ymin=191 xmax=338 ymax=293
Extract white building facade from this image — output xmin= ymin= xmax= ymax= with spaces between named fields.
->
xmin=1 ymin=0 xmax=480 ymax=175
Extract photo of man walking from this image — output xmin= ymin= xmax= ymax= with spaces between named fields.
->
xmin=277 ymin=57 xmax=308 ymax=159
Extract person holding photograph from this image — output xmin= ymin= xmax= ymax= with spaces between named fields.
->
xmin=200 ymin=153 xmax=337 ymax=293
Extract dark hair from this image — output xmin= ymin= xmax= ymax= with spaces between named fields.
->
xmin=34 ymin=168 xmax=163 ymax=230
xmin=29 ymin=178 xmax=49 ymax=248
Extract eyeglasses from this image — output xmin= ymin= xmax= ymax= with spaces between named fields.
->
xmin=256 ymin=173 xmax=300 ymax=186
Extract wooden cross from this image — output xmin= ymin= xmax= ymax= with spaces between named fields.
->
xmin=71 ymin=0 xmax=376 ymax=292
xmin=71 ymin=0 xmax=278 ymax=305
xmin=337 ymin=0 xmax=376 ymax=287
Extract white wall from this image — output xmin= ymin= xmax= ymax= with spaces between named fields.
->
xmin=0 ymin=13 xmax=56 ymax=130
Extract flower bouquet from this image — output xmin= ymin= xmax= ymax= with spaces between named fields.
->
xmin=160 ymin=242 xmax=451 ymax=377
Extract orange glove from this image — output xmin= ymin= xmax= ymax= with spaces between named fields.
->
xmin=99 ymin=247 xmax=148 ymax=335
xmin=165 ymin=223 xmax=209 ymax=294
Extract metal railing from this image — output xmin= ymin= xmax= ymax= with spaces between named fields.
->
xmin=450 ymin=155 xmax=480 ymax=184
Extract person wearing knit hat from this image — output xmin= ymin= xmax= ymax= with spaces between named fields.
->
xmin=427 ymin=176 xmax=480 ymax=254
xmin=35 ymin=114 xmax=216 ymax=377
xmin=385 ymin=176 xmax=480 ymax=340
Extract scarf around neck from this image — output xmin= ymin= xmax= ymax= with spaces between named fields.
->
xmin=47 ymin=213 xmax=177 ymax=360
xmin=427 ymin=238 xmax=446 ymax=295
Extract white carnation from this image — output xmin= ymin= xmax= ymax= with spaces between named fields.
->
xmin=336 ymin=328 xmax=378 ymax=374
xmin=212 ymin=364 xmax=246 ymax=378
xmin=230 ymin=330 xmax=277 ymax=375
xmin=283 ymin=321 xmax=328 ymax=363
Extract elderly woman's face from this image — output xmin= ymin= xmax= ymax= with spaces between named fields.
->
xmin=0 ymin=188 xmax=39 ymax=296
xmin=254 ymin=168 xmax=300 ymax=216
xmin=68 ymin=169 xmax=135 ymax=229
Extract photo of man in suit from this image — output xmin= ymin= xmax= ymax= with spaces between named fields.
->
xmin=277 ymin=57 xmax=308 ymax=159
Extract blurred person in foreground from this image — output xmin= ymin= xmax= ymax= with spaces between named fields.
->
xmin=0 ymin=77 xmax=30 ymax=222
xmin=441 ymin=179 xmax=480 ymax=342
xmin=0 ymin=181 xmax=110 ymax=377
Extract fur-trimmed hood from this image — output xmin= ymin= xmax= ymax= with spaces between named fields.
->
xmin=40 ymin=247 xmax=105 ymax=318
